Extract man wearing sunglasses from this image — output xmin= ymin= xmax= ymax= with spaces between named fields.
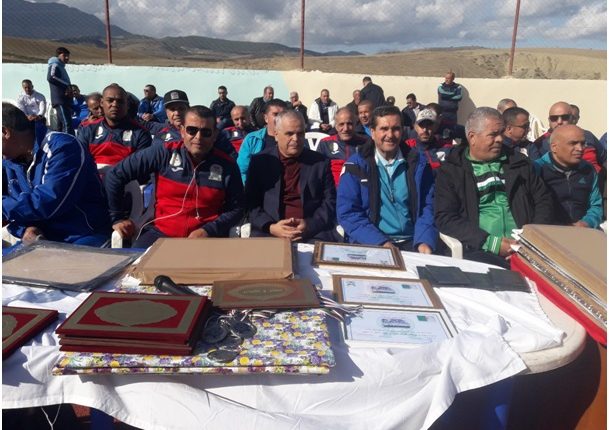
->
xmin=530 ymin=101 xmax=605 ymax=174
xmin=105 ymin=106 xmax=245 ymax=248
xmin=77 ymin=83 xmax=152 ymax=166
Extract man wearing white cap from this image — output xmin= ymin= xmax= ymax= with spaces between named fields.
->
xmin=405 ymin=108 xmax=454 ymax=174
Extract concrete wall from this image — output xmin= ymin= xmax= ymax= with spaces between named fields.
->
xmin=3 ymin=63 xmax=606 ymax=137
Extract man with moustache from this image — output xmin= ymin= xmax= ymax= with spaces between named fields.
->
xmin=534 ymin=125 xmax=602 ymax=229
xmin=246 ymin=110 xmax=337 ymax=242
xmin=316 ymin=108 xmax=367 ymax=186
xmin=355 ymin=100 xmax=374 ymax=137
xmin=337 ymin=106 xmax=437 ymax=252
xmin=105 ymin=106 xmax=244 ymax=248
xmin=435 ymin=107 xmax=553 ymax=268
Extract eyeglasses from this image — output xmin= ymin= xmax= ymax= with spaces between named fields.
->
xmin=184 ymin=126 xmax=213 ymax=137
xmin=549 ymin=114 xmax=572 ymax=122
xmin=511 ymin=122 xmax=530 ymax=130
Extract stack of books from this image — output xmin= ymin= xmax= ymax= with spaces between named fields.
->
xmin=512 ymin=224 xmax=607 ymax=344
xmin=56 ymin=292 xmax=210 ymax=355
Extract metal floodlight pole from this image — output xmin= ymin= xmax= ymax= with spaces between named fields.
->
xmin=508 ymin=0 xmax=521 ymax=76
xmin=300 ymin=0 xmax=305 ymax=70
xmin=104 ymin=0 xmax=113 ymax=64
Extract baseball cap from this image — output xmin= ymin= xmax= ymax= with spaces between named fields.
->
xmin=416 ymin=109 xmax=437 ymax=124
xmin=163 ymin=90 xmax=189 ymax=107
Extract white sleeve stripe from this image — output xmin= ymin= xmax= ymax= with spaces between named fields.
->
xmin=43 ymin=136 xmax=86 ymax=218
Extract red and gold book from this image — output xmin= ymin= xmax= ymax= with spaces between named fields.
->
xmin=56 ymin=292 xmax=208 ymax=343
xmin=3 ymin=306 xmax=58 ymax=359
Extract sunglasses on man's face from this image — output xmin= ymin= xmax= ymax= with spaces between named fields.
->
xmin=184 ymin=126 xmax=213 ymax=137
xmin=549 ymin=114 xmax=572 ymax=122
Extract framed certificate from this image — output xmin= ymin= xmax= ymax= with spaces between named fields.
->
xmin=312 ymin=242 xmax=405 ymax=270
xmin=332 ymin=275 xmax=442 ymax=309
xmin=343 ymin=307 xmax=457 ymax=348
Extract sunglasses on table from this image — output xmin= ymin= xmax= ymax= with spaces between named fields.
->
xmin=549 ymin=114 xmax=572 ymax=122
xmin=184 ymin=126 xmax=214 ymax=137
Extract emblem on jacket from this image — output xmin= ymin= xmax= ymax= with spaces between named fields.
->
xmin=209 ymin=164 xmax=223 ymax=181
xmin=122 ymin=130 xmax=133 ymax=142
xmin=169 ymin=151 xmax=183 ymax=171
xmin=95 ymin=126 xmax=104 ymax=139
xmin=332 ymin=142 xmax=340 ymax=154
xmin=164 ymin=133 xmax=172 ymax=141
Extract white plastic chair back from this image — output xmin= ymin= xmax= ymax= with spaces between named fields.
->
xmin=304 ymin=132 xmax=330 ymax=152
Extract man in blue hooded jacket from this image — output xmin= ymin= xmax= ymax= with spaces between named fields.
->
xmin=2 ymin=103 xmax=111 ymax=246
xmin=337 ymin=106 xmax=437 ymax=253
xmin=47 ymin=46 xmax=74 ymax=135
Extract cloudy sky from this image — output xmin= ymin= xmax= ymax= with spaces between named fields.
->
xmin=34 ymin=0 xmax=606 ymax=53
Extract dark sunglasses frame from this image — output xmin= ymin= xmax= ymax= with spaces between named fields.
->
xmin=184 ymin=126 xmax=213 ymax=137
xmin=549 ymin=114 xmax=572 ymax=122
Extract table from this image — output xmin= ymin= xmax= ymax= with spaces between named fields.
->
xmin=2 ymin=244 xmax=586 ymax=430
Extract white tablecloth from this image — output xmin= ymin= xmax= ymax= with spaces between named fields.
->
xmin=3 ymin=245 xmax=568 ymax=430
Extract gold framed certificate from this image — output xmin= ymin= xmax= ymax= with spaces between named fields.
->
xmin=332 ymin=275 xmax=443 ymax=309
xmin=312 ymin=242 xmax=405 ymax=271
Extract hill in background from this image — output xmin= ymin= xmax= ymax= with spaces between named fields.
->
xmin=2 ymin=0 xmax=605 ymax=79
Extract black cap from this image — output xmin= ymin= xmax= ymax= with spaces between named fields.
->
xmin=163 ymin=89 xmax=189 ymax=107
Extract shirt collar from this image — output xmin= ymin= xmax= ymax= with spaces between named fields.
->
xmin=375 ymin=147 xmax=404 ymax=167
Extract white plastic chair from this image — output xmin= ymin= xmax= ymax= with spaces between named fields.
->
xmin=97 ymin=164 xmax=153 ymax=248
xmin=305 ymin=132 xmax=329 ymax=152
xmin=439 ymin=232 xmax=463 ymax=259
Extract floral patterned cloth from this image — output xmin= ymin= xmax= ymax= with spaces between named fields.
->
xmin=53 ymin=279 xmax=335 ymax=375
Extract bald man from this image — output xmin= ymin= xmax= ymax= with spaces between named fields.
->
xmin=531 ymin=101 xmax=606 ymax=173
xmin=223 ymin=105 xmax=254 ymax=153
xmin=534 ymin=125 xmax=602 ymax=228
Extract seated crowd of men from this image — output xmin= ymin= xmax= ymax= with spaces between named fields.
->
xmin=3 ymin=77 xmax=606 ymax=270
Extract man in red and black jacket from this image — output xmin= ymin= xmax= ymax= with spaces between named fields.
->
xmin=316 ymin=108 xmax=367 ymax=186
xmin=77 ymin=83 xmax=152 ymax=166
xmin=105 ymin=106 xmax=245 ymax=248
xmin=405 ymin=108 xmax=453 ymax=175
xmin=149 ymin=89 xmax=189 ymax=146
xmin=222 ymin=105 xmax=255 ymax=153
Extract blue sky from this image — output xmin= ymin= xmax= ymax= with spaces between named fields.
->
xmin=31 ymin=0 xmax=607 ymax=53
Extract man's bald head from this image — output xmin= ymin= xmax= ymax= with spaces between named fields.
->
xmin=548 ymin=101 xmax=573 ymax=131
xmin=550 ymin=124 xmax=585 ymax=168
xmin=230 ymin=105 xmax=250 ymax=129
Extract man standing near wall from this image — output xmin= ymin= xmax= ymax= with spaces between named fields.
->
xmin=360 ymin=77 xmax=385 ymax=110
xmin=47 ymin=46 xmax=73 ymax=135
xmin=437 ymin=71 xmax=462 ymax=126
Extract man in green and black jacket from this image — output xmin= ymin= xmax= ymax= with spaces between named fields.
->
xmin=435 ymin=107 xmax=554 ymax=268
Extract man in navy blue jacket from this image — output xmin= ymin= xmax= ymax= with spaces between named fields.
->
xmin=2 ymin=103 xmax=111 ymax=246
xmin=337 ymin=106 xmax=437 ymax=253
xmin=246 ymin=110 xmax=337 ymax=242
